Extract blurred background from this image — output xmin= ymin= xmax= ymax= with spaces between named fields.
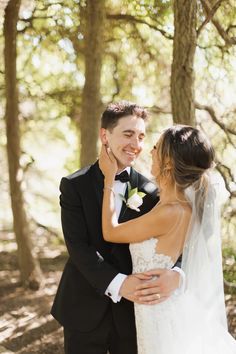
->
xmin=0 ymin=0 xmax=235 ymax=353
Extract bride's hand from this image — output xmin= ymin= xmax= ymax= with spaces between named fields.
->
xmin=99 ymin=144 xmax=118 ymax=181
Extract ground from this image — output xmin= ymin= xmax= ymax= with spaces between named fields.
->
xmin=0 ymin=232 xmax=235 ymax=353
xmin=0 ymin=248 xmax=64 ymax=354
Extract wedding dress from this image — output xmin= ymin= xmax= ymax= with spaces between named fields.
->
xmin=129 ymin=178 xmax=236 ymax=354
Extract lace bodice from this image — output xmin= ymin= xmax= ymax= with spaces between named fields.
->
xmin=129 ymin=237 xmax=174 ymax=273
xmin=128 ymin=233 xmax=236 ymax=354
xmin=129 ymin=238 xmax=175 ymax=353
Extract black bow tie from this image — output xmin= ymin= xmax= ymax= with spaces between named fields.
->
xmin=115 ymin=170 xmax=130 ymax=183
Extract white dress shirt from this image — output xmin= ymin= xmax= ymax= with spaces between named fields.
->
xmin=105 ymin=168 xmax=130 ymax=302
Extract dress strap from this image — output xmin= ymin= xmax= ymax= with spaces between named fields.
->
xmin=164 ymin=203 xmax=185 ymax=237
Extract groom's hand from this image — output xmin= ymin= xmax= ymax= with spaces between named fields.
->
xmin=134 ymin=269 xmax=180 ymax=305
xmin=119 ymin=274 xmax=152 ymax=303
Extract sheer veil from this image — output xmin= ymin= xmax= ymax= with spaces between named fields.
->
xmin=182 ymin=172 xmax=227 ymax=329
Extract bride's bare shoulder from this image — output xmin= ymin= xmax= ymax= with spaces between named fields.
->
xmin=152 ymin=201 xmax=191 ymax=221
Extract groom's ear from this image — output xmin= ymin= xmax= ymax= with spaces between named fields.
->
xmin=100 ymin=128 xmax=108 ymax=145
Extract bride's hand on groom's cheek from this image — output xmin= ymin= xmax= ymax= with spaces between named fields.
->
xmin=99 ymin=144 xmax=117 ymax=178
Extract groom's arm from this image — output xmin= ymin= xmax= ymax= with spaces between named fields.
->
xmin=119 ymin=269 xmax=181 ymax=304
xmin=131 ymin=255 xmax=185 ymax=304
xmin=60 ymin=176 xmax=121 ymax=294
xmin=110 ymin=249 xmax=184 ymax=304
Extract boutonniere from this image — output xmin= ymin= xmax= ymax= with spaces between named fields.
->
xmin=119 ymin=182 xmax=146 ymax=212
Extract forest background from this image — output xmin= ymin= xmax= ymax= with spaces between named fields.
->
xmin=0 ymin=0 xmax=236 ymax=353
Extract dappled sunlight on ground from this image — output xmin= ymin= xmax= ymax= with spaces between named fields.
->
xmin=0 ymin=271 xmax=64 ymax=354
xmin=0 ymin=233 xmax=66 ymax=354
xmin=0 ymin=230 xmax=235 ymax=353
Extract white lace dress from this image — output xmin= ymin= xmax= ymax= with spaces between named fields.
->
xmin=130 ymin=238 xmax=236 ymax=354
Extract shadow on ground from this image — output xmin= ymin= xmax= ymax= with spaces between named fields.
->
xmin=0 ymin=248 xmax=66 ymax=354
xmin=0 ymin=235 xmax=235 ymax=353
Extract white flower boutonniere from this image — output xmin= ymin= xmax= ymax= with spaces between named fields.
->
xmin=120 ymin=182 xmax=146 ymax=212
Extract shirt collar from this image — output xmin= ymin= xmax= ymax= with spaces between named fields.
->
xmin=116 ymin=166 xmax=131 ymax=176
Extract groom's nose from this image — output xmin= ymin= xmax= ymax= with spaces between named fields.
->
xmin=130 ymin=136 xmax=142 ymax=150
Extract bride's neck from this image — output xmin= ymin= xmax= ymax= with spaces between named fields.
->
xmin=159 ymin=183 xmax=186 ymax=204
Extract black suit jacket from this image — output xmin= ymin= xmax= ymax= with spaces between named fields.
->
xmin=51 ymin=161 xmax=158 ymax=334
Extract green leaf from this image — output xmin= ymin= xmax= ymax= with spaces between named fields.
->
xmin=118 ymin=193 xmax=127 ymax=203
xmin=129 ymin=187 xmax=138 ymax=197
xmin=138 ymin=192 xmax=146 ymax=198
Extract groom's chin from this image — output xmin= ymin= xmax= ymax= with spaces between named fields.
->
xmin=125 ymin=159 xmax=136 ymax=167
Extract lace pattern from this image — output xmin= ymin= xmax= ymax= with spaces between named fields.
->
xmin=130 ymin=238 xmax=175 ymax=354
xmin=129 ymin=237 xmax=236 ymax=354
xmin=129 ymin=237 xmax=174 ymax=273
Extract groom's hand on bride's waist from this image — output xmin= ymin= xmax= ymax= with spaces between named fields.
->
xmin=133 ymin=269 xmax=180 ymax=305
xmin=119 ymin=274 xmax=153 ymax=304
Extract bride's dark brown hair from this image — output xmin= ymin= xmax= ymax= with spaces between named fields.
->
xmin=156 ymin=125 xmax=215 ymax=221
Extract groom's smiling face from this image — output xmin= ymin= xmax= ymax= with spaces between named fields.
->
xmin=100 ymin=115 xmax=146 ymax=172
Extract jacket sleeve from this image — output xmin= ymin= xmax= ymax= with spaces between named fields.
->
xmin=60 ymin=176 xmax=119 ymax=295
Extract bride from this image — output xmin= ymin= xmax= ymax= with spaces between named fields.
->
xmin=99 ymin=125 xmax=236 ymax=354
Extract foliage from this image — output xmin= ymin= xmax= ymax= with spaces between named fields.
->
xmin=0 ymin=0 xmax=235 ymax=245
xmin=223 ymin=247 xmax=236 ymax=285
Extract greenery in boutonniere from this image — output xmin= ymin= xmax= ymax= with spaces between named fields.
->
xmin=119 ymin=182 xmax=146 ymax=212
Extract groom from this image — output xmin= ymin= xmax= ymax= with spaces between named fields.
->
xmin=51 ymin=101 xmax=182 ymax=354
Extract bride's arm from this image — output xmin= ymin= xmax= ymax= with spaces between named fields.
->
xmin=102 ymin=185 xmax=179 ymax=243
xmin=99 ymin=145 xmax=179 ymax=243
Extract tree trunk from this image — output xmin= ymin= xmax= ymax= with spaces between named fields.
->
xmin=171 ymin=0 xmax=197 ymax=126
xmin=4 ymin=0 xmax=43 ymax=289
xmin=80 ymin=0 xmax=105 ymax=167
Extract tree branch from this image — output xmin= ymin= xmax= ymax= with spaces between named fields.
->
xmin=226 ymin=24 xmax=236 ymax=34
xmin=148 ymin=105 xmax=171 ymax=115
xmin=195 ymin=101 xmax=236 ymax=136
xmin=200 ymin=0 xmax=236 ymax=45
xmin=215 ymin=162 xmax=236 ymax=198
xmin=199 ymin=120 xmax=236 ymax=200
xmin=33 ymin=220 xmax=59 ymax=238
xmin=224 ymin=279 xmax=236 ymax=288
xmin=197 ymin=0 xmax=223 ymax=36
xmin=106 ymin=13 xmax=173 ymax=40
xmin=19 ymin=16 xmax=52 ymax=22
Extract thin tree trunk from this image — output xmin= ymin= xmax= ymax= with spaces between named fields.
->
xmin=4 ymin=0 xmax=43 ymax=289
xmin=171 ymin=0 xmax=197 ymax=126
xmin=80 ymin=0 xmax=105 ymax=167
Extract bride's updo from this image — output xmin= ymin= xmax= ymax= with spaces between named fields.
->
xmin=156 ymin=125 xmax=215 ymax=221
xmin=156 ymin=125 xmax=215 ymax=190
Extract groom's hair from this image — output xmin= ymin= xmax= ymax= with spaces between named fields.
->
xmin=101 ymin=101 xmax=148 ymax=131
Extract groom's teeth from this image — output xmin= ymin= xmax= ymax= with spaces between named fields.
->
xmin=125 ymin=151 xmax=135 ymax=156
